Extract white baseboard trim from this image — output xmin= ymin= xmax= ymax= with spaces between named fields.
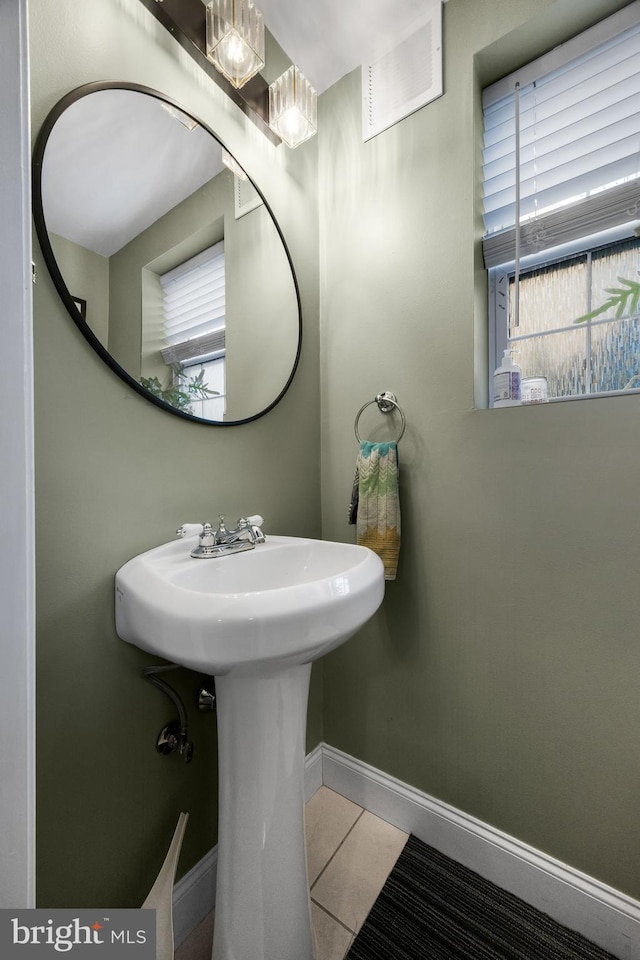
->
xmin=320 ymin=743 xmax=640 ymax=960
xmin=172 ymin=845 xmax=217 ymax=948
xmin=172 ymin=742 xmax=640 ymax=958
xmin=305 ymin=742 xmax=324 ymax=802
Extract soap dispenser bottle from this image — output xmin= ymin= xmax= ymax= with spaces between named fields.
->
xmin=493 ymin=348 xmax=521 ymax=407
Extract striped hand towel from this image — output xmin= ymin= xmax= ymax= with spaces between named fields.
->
xmin=349 ymin=441 xmax=400 ymax=580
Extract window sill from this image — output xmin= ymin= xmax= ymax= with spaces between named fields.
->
xmin=490 ymin=386 xmax=640 ymax=408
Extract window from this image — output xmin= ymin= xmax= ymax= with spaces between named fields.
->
xmin=159 ymin=242 xmax=226 ymax=419
xmin=494 ymin=235 xmax=640 ymax=398
xmin=483 ymin=2 xmax=640 ymax=402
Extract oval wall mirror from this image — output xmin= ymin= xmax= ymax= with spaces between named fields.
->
xmin=32 ymin=82 xmax=302 ymax=425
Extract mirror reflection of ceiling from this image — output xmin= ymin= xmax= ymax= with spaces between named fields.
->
xmin=43 ymin=91 xmax=223 ymax=257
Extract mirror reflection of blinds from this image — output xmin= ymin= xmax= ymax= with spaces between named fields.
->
xmin=482 ymin=2 xmax=640 ymax=268
xmin=160 ymin=242 xmax=225 ymax=364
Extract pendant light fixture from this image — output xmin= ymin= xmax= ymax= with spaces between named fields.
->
xmin=205 ymin=0 xmax=265 ymax=89
xmin=269 ymin=65 xmax=317 ymax=148
xmin=139 ymin=0 xmax=319 ymax=147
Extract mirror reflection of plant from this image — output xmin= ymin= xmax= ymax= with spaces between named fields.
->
xmin=139 ymin=366 xmax=219 ymax=413
xmin=574 ymin=273 xmax=640 ymax=323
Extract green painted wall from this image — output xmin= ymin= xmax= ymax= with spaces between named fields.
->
xmin=50 ymin=233 xmax=109 ymax=347
xmin=30 ymin=0 xmax=320 ymax=908
xmin=319 ymin=0 xmax=640 ymax=901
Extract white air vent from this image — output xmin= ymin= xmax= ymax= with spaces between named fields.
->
xmin=234 ymin=176 xmax=263 ymax=219
xmin=363 ymin=0 xmax=443 ymax=142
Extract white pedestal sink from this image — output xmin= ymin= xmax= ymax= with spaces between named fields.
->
xmin=115 ymin=534 xmax=385 ymax=960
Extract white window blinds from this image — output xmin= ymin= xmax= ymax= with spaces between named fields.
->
xmin=482 ymin=2 xmax=640 ymax=268
xmin=159 ymin=242 xmax=225 ymax=365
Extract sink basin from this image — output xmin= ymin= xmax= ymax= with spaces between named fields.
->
xmin=115 ymin=532 xmax=384 ymax=960
xmin=115 ymin=534 xmax=384 ymax=676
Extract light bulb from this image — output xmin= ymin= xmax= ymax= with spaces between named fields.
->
xmin=216 ymin=31 xmax=258 ymax=83
xmin=276 ymin=107 xmax=311 ymax=147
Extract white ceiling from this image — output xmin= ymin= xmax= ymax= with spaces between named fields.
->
xmin=259 ymin=0 xmax=443 ymax=94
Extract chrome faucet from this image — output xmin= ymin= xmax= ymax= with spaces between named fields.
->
xmin=189 ymin=515 xmax=265 ymax=559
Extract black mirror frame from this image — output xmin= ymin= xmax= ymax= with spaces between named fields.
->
xmin=32 ymin=81 xmax=302 ymax=426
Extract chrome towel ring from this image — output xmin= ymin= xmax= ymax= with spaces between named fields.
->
xmin=354 ymin=391 xmax=406 ymax=443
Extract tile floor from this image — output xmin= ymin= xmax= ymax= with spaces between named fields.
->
xmin=175 ymin=786 xmax=409 ymax=960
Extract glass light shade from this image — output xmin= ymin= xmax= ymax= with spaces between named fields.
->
xmin=161 ymin=103 xmax=199 ymax=131
xmin=221 ymin=147 xmax=248 ymax=181
xmin=269 ymin=66 xmax=317 ymax=148
xmin=205 ymin=0 xmax=265 ymax=89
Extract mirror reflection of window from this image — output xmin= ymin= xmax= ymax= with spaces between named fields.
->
xmin=175 ymin=357 xmax=225 ymax=420
xmin=158 ymin=242 xmax=226 ymax=418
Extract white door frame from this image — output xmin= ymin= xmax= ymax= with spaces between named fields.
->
xmin=0 ymin=0 xmax=36 ymax=908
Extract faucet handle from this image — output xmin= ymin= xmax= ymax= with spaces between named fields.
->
xmin=200 ymin=522 xmax=215 ymax=547
xmin=238 ymin=515 xmax=266 ymax=543
xmin=176 ymin=523 xmax=203 ymax=538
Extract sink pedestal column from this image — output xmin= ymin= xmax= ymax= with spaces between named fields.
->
xmin=212 ymin=663 xmax=314 ymax=960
